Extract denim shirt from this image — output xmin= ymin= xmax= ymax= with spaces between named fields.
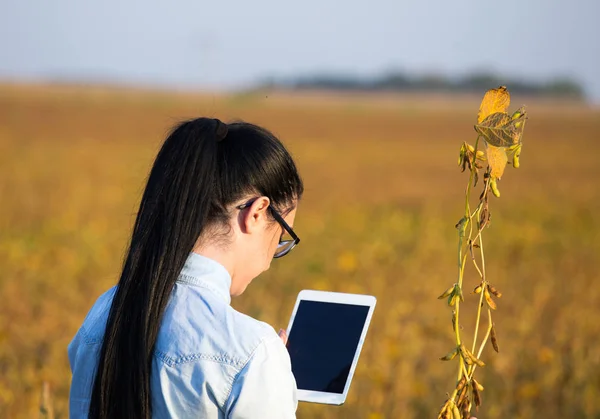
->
xmin=68 ymin=253 xmax=298 ymax=418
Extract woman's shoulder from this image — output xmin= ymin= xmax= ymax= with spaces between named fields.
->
xmin=73 ymin=286 xmax=118 ymax=345
xmin=155 ymin=284 xmax=277 ymax=370
xmin=150 ymin=295 xmax=284 ymax=415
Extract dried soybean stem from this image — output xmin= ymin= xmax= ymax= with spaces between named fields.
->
xmin=467 ymin=310 xmax=494 ymax=380
xmin=471 ymin=288 xmax=486 ymax=355
xmin=477 ymin=309 xmax=494 ymax=359
xmin=452 ymin=140 xmax=481 ymax=388
xmin=471 ymin=226 xmax=487 ymax=354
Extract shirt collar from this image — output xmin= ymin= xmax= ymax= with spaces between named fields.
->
xmin=177 ymin=252 xmax=232 ymax=305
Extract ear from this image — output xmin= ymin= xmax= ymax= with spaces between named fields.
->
xmin=240 ymin=196 xmax=271 ymax=234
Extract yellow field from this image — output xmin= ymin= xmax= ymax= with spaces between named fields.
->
xmin=0 ymin=84 xmax=599 ymax=418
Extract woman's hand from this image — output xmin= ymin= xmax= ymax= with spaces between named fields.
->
xmin=278 ymin=329 xmax=288 ymax=345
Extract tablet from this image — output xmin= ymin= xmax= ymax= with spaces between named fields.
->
xmin=285 ymin=290 xmax=377 ymax=405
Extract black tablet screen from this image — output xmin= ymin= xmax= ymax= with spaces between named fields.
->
xmin=286 ymin=300 xmax=370 ymax=394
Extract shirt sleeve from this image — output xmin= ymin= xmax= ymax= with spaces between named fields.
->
xmin=226 ymin=335 xmax=298 ymax=419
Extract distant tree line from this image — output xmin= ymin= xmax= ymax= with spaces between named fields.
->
xmin=259 ymin=71 xmax=585 ymax=100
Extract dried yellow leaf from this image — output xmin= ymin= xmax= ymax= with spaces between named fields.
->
xmin=478 ymin=85 xmax=510 ymax=123
xmin=486 ymin=145 xmax=508 ymax=179
xmin=475 ymin=111 xmax=527 ymax=148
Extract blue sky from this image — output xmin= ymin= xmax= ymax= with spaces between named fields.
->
xmin=1 ymin=0 xmax=599 ymax=101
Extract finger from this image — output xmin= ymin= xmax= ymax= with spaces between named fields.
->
xmin=278 ymin=328 xmax=288 ymax=345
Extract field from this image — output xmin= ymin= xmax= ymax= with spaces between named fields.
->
xmin=0 ymin=84 xmax=599 ymax=418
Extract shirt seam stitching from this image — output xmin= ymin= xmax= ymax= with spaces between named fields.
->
xmin=154 ymin=349 xmax=245 ymax=368
xmin=152 ymin=353 xmax=239 ymax=414
xmin=176 ymin=275 xmax=230 ymax=303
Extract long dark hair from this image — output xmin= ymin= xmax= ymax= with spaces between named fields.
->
xmin=89 ymin=118 xmax=303 ymax=419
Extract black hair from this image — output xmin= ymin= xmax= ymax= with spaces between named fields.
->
xmin=89 ymin=118 xmax=303 ymax=419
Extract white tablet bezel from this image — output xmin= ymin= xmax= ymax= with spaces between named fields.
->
xmin=285 ymin=289 xmax=377 ymax=405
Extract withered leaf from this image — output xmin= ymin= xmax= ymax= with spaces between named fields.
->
xmin=486 ymin=145 xmax=508 ymax=179
xmin=477 ymin=86 xmax=510 ymax=124
xmin=475 ymin=112 xmax=527 ymax=148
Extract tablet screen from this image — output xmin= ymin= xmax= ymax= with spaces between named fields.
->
xmin=286 ymin=300 xmax=370 ymax=394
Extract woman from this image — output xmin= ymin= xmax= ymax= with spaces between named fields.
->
xmin=68 ymin=118 xmax=304 ymax=418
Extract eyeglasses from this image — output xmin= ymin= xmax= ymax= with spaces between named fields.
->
xmin=236 ymin=199 xmax=300 ymax=258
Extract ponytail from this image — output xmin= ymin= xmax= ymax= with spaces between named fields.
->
xmin=90 ymin=119 xmax=223 ymax=419
xmin=89 ymin=117 xmax=303 ymax=418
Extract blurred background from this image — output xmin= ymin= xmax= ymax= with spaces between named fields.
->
xmin=1 ymin=0 xmax=599 ymax=418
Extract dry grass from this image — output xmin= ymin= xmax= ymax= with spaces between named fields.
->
xmin=0 ymin=84 xmax=599 ymax=418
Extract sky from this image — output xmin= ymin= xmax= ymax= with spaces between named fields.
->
xmin=1 ymin=0 xmax=599 ymax=101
